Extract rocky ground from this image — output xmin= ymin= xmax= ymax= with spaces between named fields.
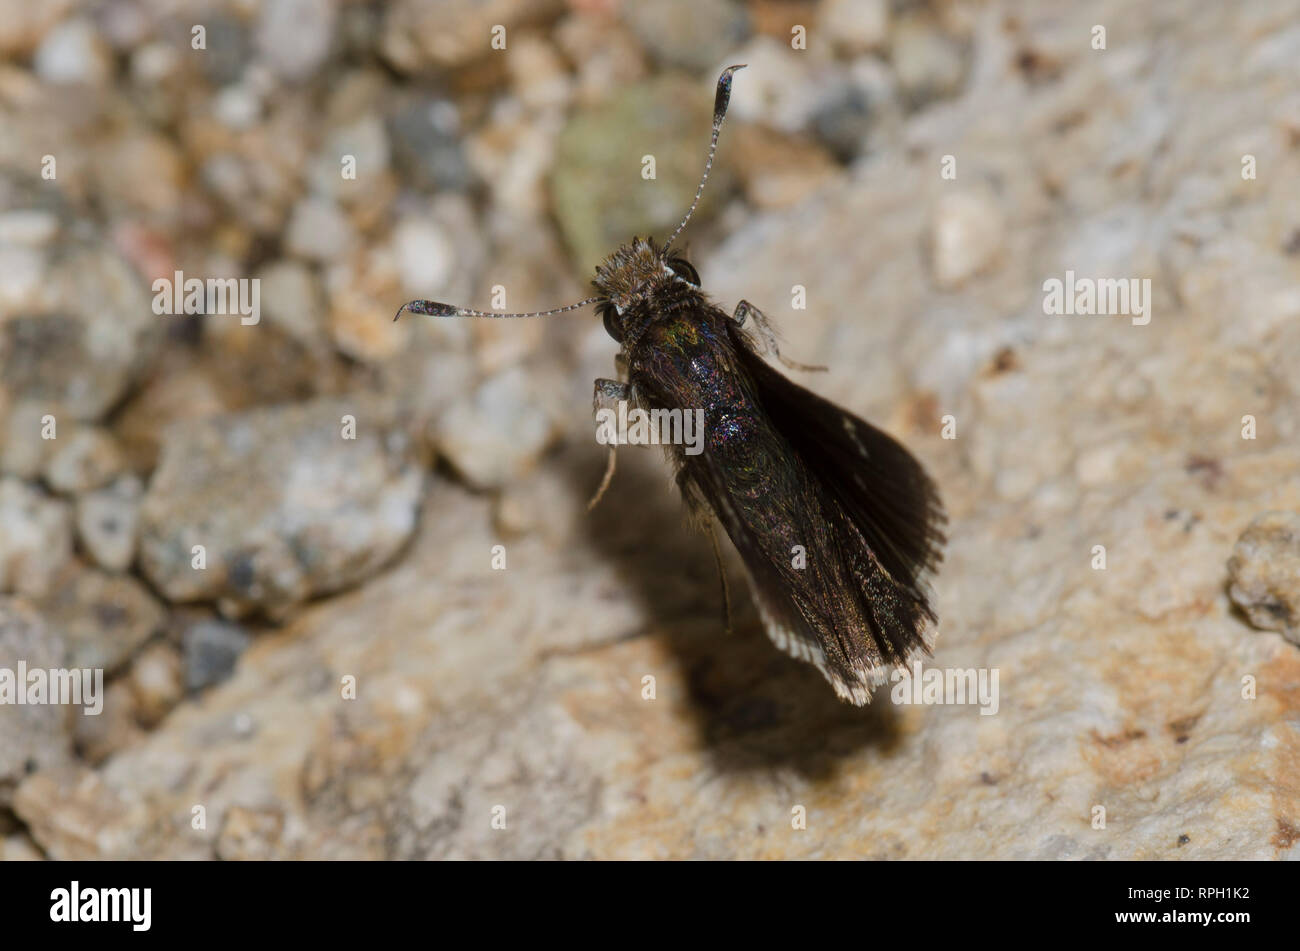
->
xmin=2 ymin=0 xmax=1299 ymax=859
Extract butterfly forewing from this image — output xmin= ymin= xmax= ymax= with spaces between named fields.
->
xmin=669 ymin=319 xmax=945 ymax=705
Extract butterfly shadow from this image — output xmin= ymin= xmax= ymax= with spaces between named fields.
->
xmin=559 ymin=443 xmax=905 ymax=782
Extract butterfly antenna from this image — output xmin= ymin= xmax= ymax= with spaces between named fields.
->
xmin=393 ymin=296 xmax=601 ymax=322
xmin=663 ymin=64 xmax=745 ymax=249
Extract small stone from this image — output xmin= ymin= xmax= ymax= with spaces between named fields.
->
xmin=0 ymin=245 xmax=46 ymax=312
xmin=379 ymin=0 xmax=564 ymax=72
xmin=130 ymin=40 xmax=179 ymax=84
xmin=138 ymin=397 xmax=426 ymax=618
xmin=213 ymin=83 xmax=263 ymax=130
xmin=97 ymin=0 xmax=151 ymax=50
xmin=0 ymin=598 xmax=73 ymax=806
xmin=506 ymin=36 xmax=572 ymax=112
xmin=216 ymin=805 xmax=284 ymax=860
xmin=128 ymin=641 xmax=184 ymax=727
xmin=43 ymin=427 xmax=125 ymax=494
xmin=285 ymin=196 xmax=356 ymax=262
xmin=32 ymin=18 xmax=112 ymax=86
xmin=890 ymin=14 xmax=970 ymax=109
xmin=312 ymin=114 xmax=392 ymax=203
xmin=182 ymin=619 xmax=252 ymax=692
xmin=0 ymin=401 xmax=56 ymax=478
xmin=196 ymin=14 xmax=252 ymax=85
xmin=813 ymin=58 xmax=901 ymax=162
xmin=0 ymin=478 xmax=73 ymax=597
xmin=0 ymin=210 xmax=59 ymax=246
xmin=465 ymin=111 xmax=558 ymax=219
xmin=198 ymin=315 xmax=345 ymax=412
xmin=254 ymin=259 xmax=327 ymax=348
xmin=0 ymin=833 xmax=43 ymax=860
xmin=94 ymin=133 xmax=186 ymax=224
xmin=554 ymin=13 xmax=648 ymax=106
xmin=1 ymin=315 xmax=94 ymax=413
xmin=36 ymin=564 xmax=166 ymax=673
xmin=198 ymin=155 xmax=256 ymax=224
xmin=325 ymin=250 xmax=407 ymax=364
xmin=387 ymin=97 xmax=472 ymax=192
xmin=621 ymin=0 xmax=750 ymax=72
xmin=0 ymin=0 xmax=75 ymax=57
xmin=1228 ymin=512 xmax=1300 ymax=646
xmin=810 ymin=82 xmax=878 ymax=163
xmin=819 ymin=0 xmax=889 ymax=55
xmin=493 ymin=490 xmax=536 ymax=538
xmin=11 ymin=766 xmax=141 ymax=860
xmin=107 ymin=366 xmax=231 ymax=475
xmin=73 ymin=680 xmax=144 ymax=765
xmin=393 ymin=217 xmax=456 ymax=299
xmin=928 ymin=190 xmax=1006 ymax=289
xmin=491 ymin=467 xmax=583 ymax=545
xmin=0 ymin=247 xmax=159 ymax=422
xmin=256 ymin=0 xmax=337 ymax=83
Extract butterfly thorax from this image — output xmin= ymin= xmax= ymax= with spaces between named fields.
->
xmin=593 ymin=237 xmax=708 ymax=351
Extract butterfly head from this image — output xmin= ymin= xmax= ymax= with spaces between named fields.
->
xmin=593 ymin=237 xmax=700 ymax=342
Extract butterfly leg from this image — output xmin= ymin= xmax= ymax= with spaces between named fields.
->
xmin=731 ymin=300 xmax=826 ymax=372
xmin=588 ymin=378 xmax=631 ymax=510
xmin=707 ymin=522 xmax=734 ymax=635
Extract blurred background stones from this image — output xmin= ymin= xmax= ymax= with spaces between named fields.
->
xmin=0 ymin=599 xmax=73 ymax=807
xmin=137 ymin=396 xmax=427 ymax=619
xmin=0 ymin=0 xmax=1298 ymax=859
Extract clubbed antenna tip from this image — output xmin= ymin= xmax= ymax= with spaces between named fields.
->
xmin=393 ymin=300 xmax=459 ymax=321
xmin=663 ymin=64 xmax=746 ymax=249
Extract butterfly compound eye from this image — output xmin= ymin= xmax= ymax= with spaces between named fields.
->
xmin=668 ymin=258 xmax=700 ymax=286
xmin=597 ymin=301 xmax=623 ymax=342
